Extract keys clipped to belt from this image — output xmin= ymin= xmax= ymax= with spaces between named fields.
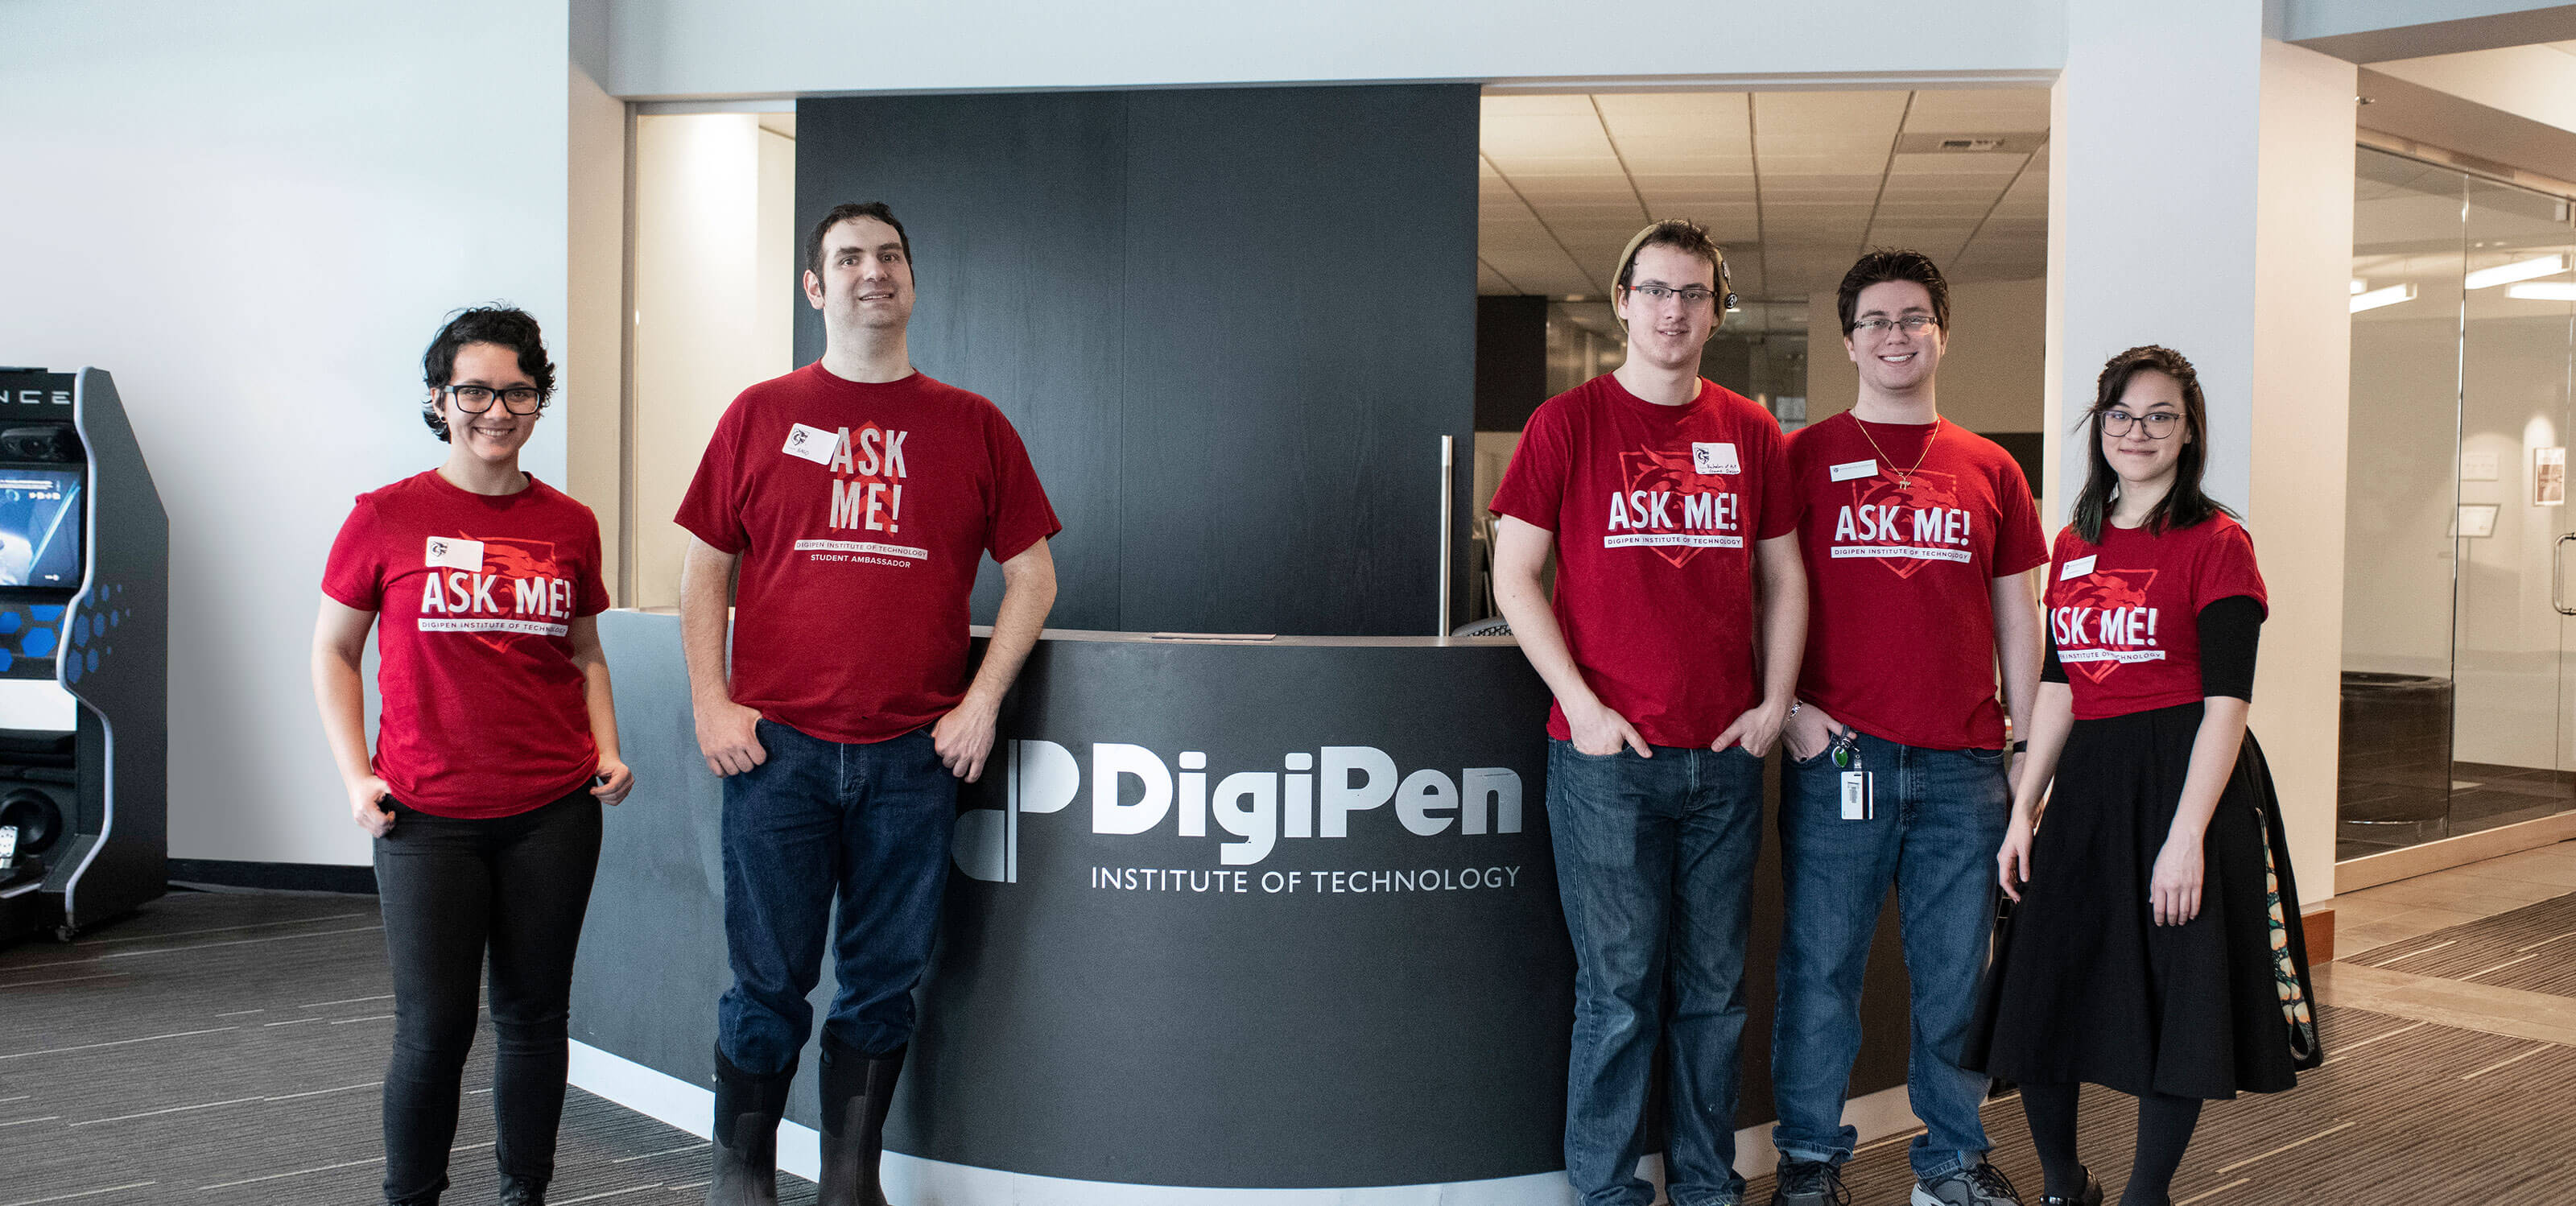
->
xmin=1831 ymin=729 xmax=1873 ymax=820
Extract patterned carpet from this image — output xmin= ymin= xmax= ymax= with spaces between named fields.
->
xmin=2348 ymin=889 xmax=2576 ymax=999
xmin=4 ymin=890 xmax=2572 ymax=1204
xmin=0 ymin=889 xmax=800 ymax=1206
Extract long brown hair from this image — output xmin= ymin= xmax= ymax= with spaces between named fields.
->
xmin=2070 ymin=345 xmax=2236 ymax=544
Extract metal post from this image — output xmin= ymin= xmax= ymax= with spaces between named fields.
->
xmin=1438 ymin=435 xmax=1455 ymax=636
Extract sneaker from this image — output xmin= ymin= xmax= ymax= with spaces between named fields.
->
xmin=2037 ymin=1169 xmax=2103 ymax=1206
xmin=1912 ymin=1161 xmax=2023 ymax=1206
xmin=1770 ymin=1158 xmax=1850 ymax=1206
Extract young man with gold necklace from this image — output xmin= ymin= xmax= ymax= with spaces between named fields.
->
xmin=1767 ymin=250 xmax=2048 ymax=1206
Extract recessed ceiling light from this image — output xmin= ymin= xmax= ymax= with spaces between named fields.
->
xmin=2466 ymin=254 xmax=2570 ymax=290
xmin=2351 ymin=283 xmax=2417 ymax=313
xmin=2508 ymin=283 xmax=2576 ymax=301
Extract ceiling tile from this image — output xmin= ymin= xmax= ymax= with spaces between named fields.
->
xmin=1481 ymin=94 xmax=1599 ymax=118
xmin=1887 ymin=151 xmax=2029 ymax=176
xmin=1901 ymin=88 xmax=2051 ymax=135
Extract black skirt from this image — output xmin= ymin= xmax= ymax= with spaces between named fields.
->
xmin=1968 ymin=704 xmax=2322 ymax=1100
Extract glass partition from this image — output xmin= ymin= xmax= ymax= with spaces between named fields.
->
xmin=2339 ymin=146 xmax=2576 ymax=861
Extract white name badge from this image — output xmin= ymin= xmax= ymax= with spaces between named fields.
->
xmin=1840 ymin=770 xmax=1873 ymax=820
xmin=2061 ymin=555 xmax=2097 ymax=580
xmin=1829 ymin=458 xmax=1878 ymax=482
xmin=1691 ymin=442 xmax=1740 ymax=476
xmin=781 ymin=423 xmax=840 ymax=466
xmin=424 ymin=536 xmax=483 ymax=572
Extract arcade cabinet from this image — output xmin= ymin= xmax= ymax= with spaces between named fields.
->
xmin=0 ymin=367 xmax=167 ymax=943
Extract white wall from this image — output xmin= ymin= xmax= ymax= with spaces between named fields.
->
xmin=2373 ymin=44 xmax=2576 ymax=132
xmin=2049 ymin=12 xmax=2357 ymax=894
xmin=626 ymin=114 xmax=796 ymax=610
xmin=0 ymin=0 xmax=572 ymax=866
xmin=2248 ymin=42 xmax=2361 ymax=890
xmin=595 ymin=0 xmax=2061 ymax=99
xmin=1802 ymin=278 xmax=2047 ymax=435
xmin=568 ymin=64 xmax=630 ymax=602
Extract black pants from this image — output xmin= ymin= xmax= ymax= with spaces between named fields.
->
xmin=373 ymin=788 xmax=602 ymax=1204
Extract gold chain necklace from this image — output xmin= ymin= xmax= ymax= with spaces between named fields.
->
xmin=1852 ymin=414 xmax=1942 ymax=492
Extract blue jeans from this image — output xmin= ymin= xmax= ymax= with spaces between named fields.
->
xmin=717 ymin=719 xmax=956 ymax=1075
xmin=1770 ymin=730 xmax=2008 ymax=1181
xmin=1549 ymin=740 xmax=1765 ymax=1206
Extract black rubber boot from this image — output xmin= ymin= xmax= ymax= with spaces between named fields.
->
xmin=815 ymin=1034 xmax=903 ymax=1206
xmin=707 ymin=1046 xmax=795 ymax=1206
xmin=497 ymin=1175 xmax=546 ymax=1206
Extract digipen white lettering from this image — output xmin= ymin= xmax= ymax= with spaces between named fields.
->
xmin=952 ymin=740 xmax=1524 ymax=882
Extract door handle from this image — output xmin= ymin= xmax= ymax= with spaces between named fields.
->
xmin=2558 ymin=534 xmax=2576 ymax=616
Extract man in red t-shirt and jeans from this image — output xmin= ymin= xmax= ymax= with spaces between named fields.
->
xmin=675 ymin=202 xmax=1061 ymax=1206
xmin=1766 ymin=250 xmax=2046 ymax=1206
xmin=1489 ymin=219 xmax=1806 ymax=1206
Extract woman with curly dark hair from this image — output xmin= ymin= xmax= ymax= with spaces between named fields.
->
xmin=311 ymin=306 xmax=632 ymax=1206
xmin=1968 ymin=345 xmax=2320 ymax=1206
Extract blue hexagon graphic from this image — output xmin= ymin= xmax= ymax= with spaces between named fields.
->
xmin=23 ymin=628 xmax=56 ymax=658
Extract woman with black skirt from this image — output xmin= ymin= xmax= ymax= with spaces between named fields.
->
xmin=1970 ymin=345 xmax=2319 ymax=1206
xmin=312 ymin=307 xmax=634 ymax=1206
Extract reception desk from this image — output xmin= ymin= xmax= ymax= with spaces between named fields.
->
xmin=569 ymin=610 xmax=1913 ymax=1203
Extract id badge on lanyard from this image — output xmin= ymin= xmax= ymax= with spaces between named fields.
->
xmin=1831 ymin=730 xmax=1873 ymax=821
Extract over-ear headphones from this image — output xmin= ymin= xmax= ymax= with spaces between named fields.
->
xmin=1612 ymin=221 xmax=1736 ymax=331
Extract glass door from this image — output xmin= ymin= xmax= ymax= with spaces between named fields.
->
xmin=2454 ymin=176 xmax=2576 ymax=836
xmin=2339 ymin=149 xmax=2467 ymax=858
xmin=2339 ymin=146 xmax=2576 ymax=863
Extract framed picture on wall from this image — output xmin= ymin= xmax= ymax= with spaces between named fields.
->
xmin=2537 ymin=447 xmax=2566 ymax=506
xmin=2458 ymin=503 xmax=2500 ymax=538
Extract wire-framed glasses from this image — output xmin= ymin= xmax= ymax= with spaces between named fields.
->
xmin=1849 ymin=315 xmax=1939 ymax=337
xmin=1625 ymin=283 xmax=1719 ymax=308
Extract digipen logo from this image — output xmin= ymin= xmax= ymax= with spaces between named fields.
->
xmin=954 ymin=741 xmax=1524 ymax=881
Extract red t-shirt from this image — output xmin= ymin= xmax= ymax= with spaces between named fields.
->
xmin=1488 ymin=374 xmax=1796 ymax=748
xmin=322 ymin=472 xmax=612 ymax=819
xmin=1785 ymin=415 xmax=2048 ymax=750
xmin=675 ymin=365 xmax=1061 ymax=745
xmin=2044 ymin=514 xmax=2268 ymax=720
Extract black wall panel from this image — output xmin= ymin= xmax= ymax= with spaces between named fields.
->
xmin=1475 ymin=295 xmax=1550 ymax=433
xmin=797 ymin=85 xmax=1478 ymax=636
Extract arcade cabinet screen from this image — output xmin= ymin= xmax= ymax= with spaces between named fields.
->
xmin=0 ymin=469 xmax=81 ymax=588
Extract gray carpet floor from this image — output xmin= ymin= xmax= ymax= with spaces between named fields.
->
xmin=3 ymin=890 xmax=2570 ymax=1204
xmin=2350 ymin=888 xmax=2576 ymax=998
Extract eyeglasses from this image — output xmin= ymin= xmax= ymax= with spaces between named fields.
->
xmin=1624 ymin=283 xmax=1719 ymax=308
xmin=444 ymin=384 xmax=543 ymax=415
xmin=2100 ymin=409 xmax=2182 ymax=439
xmin=1849 ymin=315 xmax=1939 ymax=337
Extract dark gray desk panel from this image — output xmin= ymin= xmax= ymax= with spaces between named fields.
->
xmin=575 ymin=613 xmax=1916 ymax=1190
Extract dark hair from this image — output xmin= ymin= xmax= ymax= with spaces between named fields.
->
xmin=803 ymin=201 xmax=912 ymax=280
xmin=2070 ymin=345 xmax=2236 ymax=543
xmin=1615 ymin=218 xmax=1722 ymax=291
xmin=419 ymin=305 xmax=555 ymax=443
xmin=1836 ymin=248 xmax=1951 ymax=334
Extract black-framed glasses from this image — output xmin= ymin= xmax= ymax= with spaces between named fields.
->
xmin=444 ymin=384 xmax=543 ymax=415
xmin=1849 ymin=315 xmax=1939 ymax=337
xmin=1624 ymin=283 xmax=1719 ymax=308
xmin=2100 ymin=409 xmax=2182 ymax=439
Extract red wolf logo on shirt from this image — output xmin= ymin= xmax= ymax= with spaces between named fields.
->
xmin=426 ymin=535 xmax=573 ymax=652
xmin=1843 ymin=469 xmax=1967 ymax=580
xmin=1615 ymin=444 xmax=1739 ymax=568
xmin=2051 ymin=566 xmax=2158 ymax=683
